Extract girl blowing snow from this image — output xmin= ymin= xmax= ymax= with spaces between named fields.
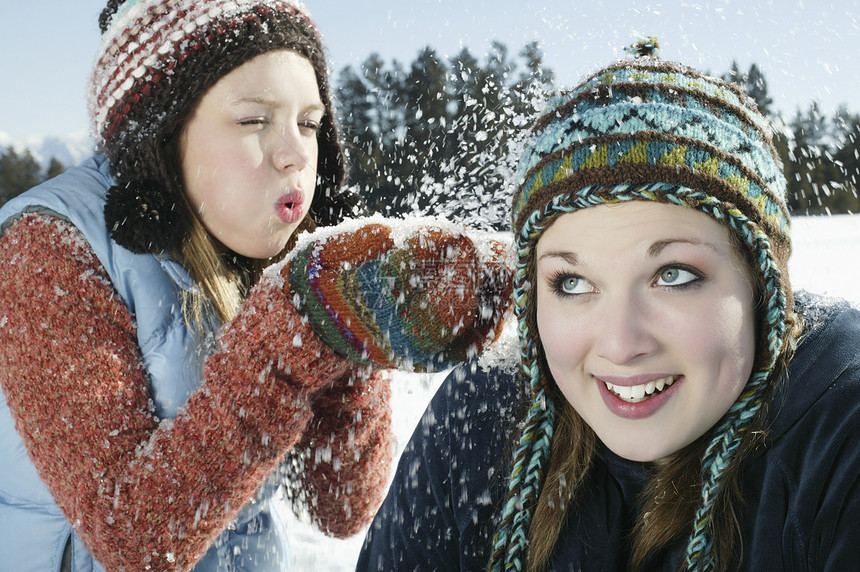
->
xmin=0 ymin=1 xmax=512 ymax=570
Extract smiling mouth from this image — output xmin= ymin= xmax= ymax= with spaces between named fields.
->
xmin=604 ymin=375 xmax=678 ymax=403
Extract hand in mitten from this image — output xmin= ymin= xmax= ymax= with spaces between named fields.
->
xmin=284 ymin=366 xmax=393 ymax=538
xmin=280 ymin=217 xmax=513 ymax=371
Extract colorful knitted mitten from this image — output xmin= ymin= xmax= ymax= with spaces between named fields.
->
xmin=284 ymin=217 xmax=513 ymax=371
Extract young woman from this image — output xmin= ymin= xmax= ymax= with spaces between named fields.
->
xmin=358 ymin=46 xmax=860 ymax=571
xmin=0 ymin=1 xmax=511 ymax=570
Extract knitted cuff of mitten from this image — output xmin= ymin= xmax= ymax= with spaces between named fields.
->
xmin=289 ymin=370 xmax=393 ymax=537
xmin=210 ymin=274 xmax=353 ymax=429
xmin=271 ymin=216 xmax=514 ymax=372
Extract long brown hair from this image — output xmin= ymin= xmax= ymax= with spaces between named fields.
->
xmin=175 ymin=194 xmax=314 ymax=330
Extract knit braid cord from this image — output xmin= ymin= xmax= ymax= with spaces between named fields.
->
xmin=683 ymin=216 xmax=787 ymax=571
xmin=490 ymin=395 xmax=556 ymax=571
xmin=492 ymin=183 xmax=787 ymax=571
xmin=490 ymin=226 xmax=558 ymax=570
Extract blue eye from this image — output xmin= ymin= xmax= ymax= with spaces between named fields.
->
xmin=553 ymin=273 xmax=595 ymax=296
xmin=655 ymin=266 xmax=700 ymax=287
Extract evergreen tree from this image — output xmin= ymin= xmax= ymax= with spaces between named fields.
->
xmin=337 ymin=50 xmax=858 ymax=220
xmin=0 ymin=148 xmax=42 ymax=206
xmin=336 ymin=54 xmax=409 ymax=214
xmin=400 ymin=47 xmax=450 ymax=211
xmin=724 ymin=61 xmax=858 ymax=215
xmin=45 ymin=157 xmax=66 ymax=180
xmin=782 ymin=103 xmax=857 ymax=215
xmin=723 ymin=61 xmax=773 ymax=116
xmin=829 ymin=106 xmax=860 ymax=213
xmin=786 ymin=103 xmax=826 ymax=213
xmin=743 ymin=63 xmax=774 ymax=117
xmin=434 ymin=42 xmax=553 ymax=229
xmin=335 ymin=40 xmax=554 ymax=228
xmin=336 ymin=63 xmax=381 ymax=202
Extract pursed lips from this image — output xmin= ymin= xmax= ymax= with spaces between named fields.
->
xmin=275 ymin=190 xmax=304 ymax=223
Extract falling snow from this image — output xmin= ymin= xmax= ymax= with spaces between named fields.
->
xmin=284 ymin=213 xmax=859 ymax=570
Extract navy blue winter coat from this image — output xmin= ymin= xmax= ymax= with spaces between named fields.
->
xmin=358 ymin=292 xmax=860 ymax=571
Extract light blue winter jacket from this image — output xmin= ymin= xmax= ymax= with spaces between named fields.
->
xmin=0 ymin=156 xmax=289 ymax=571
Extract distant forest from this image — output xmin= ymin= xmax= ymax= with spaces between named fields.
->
xmin=2 ymin=42 xmax=858 ymax=225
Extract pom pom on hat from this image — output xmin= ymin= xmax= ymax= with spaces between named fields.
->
xmin=104 ymin=180 xmax=189 ymax=254
xmin=623 ymin=35 xmax=661 ymax=59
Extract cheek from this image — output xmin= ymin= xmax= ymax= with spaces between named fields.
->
xmin=182 ymin=128 xmax=219 ymax=196
xmin=200 ymin=144 xmax=260 ymax=183
xmin=185 ymin=149 xmax=264 ymax=213
xmin=686 ymin=297 xmax=757 ymax=389
xmin=183 ymin=124 xmax=261 ymax=181
xmin=536 ymin=297 xmax=586 ymax=370
xmin=723 ymin=303 xmax=757 ymax=386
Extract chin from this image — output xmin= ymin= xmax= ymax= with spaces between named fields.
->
xmin=603 ymin=435 xmax=686 ymax=464
xmin=228 ymin=238 xmax=289 ymax=260
xmin=252 ymin=244 xmax=290 ymax=260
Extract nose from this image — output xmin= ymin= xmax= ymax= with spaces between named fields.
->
xmin=593 ymin=292 xmax=658 ymax=365
xmin=271 ymin=124 xmax=314 ymax=172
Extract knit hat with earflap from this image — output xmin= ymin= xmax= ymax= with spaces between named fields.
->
xmin=491 ymin=40 xmax=793 ymax=571
xmin=90 ymin=0 xmax=358 ymax=254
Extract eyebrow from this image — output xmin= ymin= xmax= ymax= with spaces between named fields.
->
xmin=647 ymin=238 xmax=723 ymax=257
xmin=233 ymin=96 xmax=326 ymax=114
xmin=537 ymin=250 xmax=582 ymax=266
xmin=537 ymin=238 xmax=723 ymax=266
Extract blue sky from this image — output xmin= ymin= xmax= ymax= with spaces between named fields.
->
xmin=2 ymin=0 xmax=859 ymax=141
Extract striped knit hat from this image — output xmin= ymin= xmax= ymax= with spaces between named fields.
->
xmin=491 ymin=44 xmax=793 ymax=571
xmin=89 ymin=0 xmax=355 ymax=254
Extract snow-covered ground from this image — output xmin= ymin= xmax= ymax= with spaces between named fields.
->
xmin=282 ymin=213 xmax=860 ymax=571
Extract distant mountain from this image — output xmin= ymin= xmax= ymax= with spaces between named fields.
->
xmin=0 ymin=131 xmax=94 ymax=170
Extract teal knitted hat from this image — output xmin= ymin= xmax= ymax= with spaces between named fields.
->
xmin=492 ymin=43 xmax=792 ymax=571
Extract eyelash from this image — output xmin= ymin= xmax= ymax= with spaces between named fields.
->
xmin=298 ymin=120 xmax=321 ymax=135
xmin=654 ymin=263 xmax=704 ymax=289
xmin=549 ymin=270 xmax=594 ymax=298
xmin=238 ymin=117 xmax=268 ymax=126
xmin=237 ymin=118 xmax=322 ymax=134
xmin=547 ymin=264 xmax=704 ymax=299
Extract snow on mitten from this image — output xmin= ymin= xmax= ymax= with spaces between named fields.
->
xmin=283 ymin=217 xmax=513 ymax=371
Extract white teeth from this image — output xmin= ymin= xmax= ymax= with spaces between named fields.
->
xmin=607 ymin=383 xmax=632 ymax=400
xmin=604 ymin=376 xmax=676 ymax=403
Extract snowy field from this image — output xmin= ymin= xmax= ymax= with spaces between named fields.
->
xmin=285 ymin=213 xmax=860 ymax=571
